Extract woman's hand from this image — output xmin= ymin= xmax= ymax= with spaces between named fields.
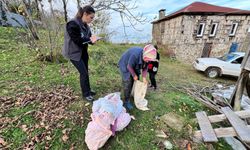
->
xmin=90 ymin=35 xmax=98 ymax=43
xmin=133 ymin=75 xmax=138 ymax=81
xmin=142 ymin=77 xmax=147 ymax=84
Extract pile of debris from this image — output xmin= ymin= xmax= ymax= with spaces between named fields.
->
xmin=178 ymin=83 xmax=250 ymax=113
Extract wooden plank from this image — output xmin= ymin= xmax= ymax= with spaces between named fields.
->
xmin=194 ymin=125 xmax=250 ymax=141
xmin=221 ymin=107 xmax=250 ymax=142
xmin=196 ymin=111 xmax=218 ymax=142
xmin=208 ymin=110 xmax=250 ymax=123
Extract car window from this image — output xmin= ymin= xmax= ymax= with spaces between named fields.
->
xmin=231 ymin=57 xmax=244 ymax=64
xmin=218 ymin=53 xmax=239 ymax=61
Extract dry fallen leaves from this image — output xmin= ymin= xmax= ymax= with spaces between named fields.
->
xmin=62 ymin=134 xmax=69 ymax=142
xmin=0 ymin=137 xmax=6 ymax=146
xmin=21 ymin=124 xmax=28 ymax=132
xmin=0 ymin=85 xmax=84 ymax=149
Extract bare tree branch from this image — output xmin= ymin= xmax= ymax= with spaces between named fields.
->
xmin=89 ymin=0 xmax=96 ymax=6
xmin=61 ymin=0 xmax=67 ymax=22
xmin=79 ymin=0 xmax=147 ymax=35
xmin=21 ymin=0 xmax=40 ymax=40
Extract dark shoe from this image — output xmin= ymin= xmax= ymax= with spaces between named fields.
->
xmin=90 ymin=90 xmax=96 ymax=96
xmin=85 ymin=95 xmax=94 ymax=101
xmin=124 ymin=101 xmax=133 ymax=110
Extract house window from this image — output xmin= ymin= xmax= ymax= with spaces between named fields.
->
xmin=229 ymin=22 xmax=238 ymax=36
xmin=197 ymin=23 xmax=205 ymax=37
xmin=209 ymin=23 xmax=218 ymax=37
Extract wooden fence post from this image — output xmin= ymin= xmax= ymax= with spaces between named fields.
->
xmin=231 ymin=31 xmax=250 ymax=111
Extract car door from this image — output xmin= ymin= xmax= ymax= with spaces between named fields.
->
xmin=226 ymin=57 xmax=244 ymax=76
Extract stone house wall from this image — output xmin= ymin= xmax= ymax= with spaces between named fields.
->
xmin=152 ymin=15 xmax=250 ymax=63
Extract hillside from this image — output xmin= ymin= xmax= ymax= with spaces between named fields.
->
xmin=0 ymin=27 xmax=235 ymax=149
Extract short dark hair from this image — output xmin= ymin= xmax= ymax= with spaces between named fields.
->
xmin=75 ymin=5 xmax=95 ymax=19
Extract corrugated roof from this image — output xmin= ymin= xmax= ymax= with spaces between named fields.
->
xmin=152 ymin=2 xmax=250 ymax=23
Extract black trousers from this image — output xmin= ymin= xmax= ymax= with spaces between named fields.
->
xmin=149 ymin=72 xmax=157 ymax=88
xmin=70 ymin=57 xmax=91 ymax=97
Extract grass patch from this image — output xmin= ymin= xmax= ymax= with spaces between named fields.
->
xmin=0 ymin=27 xmax=236 ymax=149
xmin=2 ymin=127 xmax=27 ymax=149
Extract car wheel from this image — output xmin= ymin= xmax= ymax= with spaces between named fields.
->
xmin=205 ymin=67 xmax=220 ymax=78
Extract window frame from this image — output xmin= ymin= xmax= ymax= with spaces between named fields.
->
xmin=197 ymin=23 xmax=206 ymax=37
xmin=209 ymin=22 xmax=218 ymax=37
xmin=229 ymin=22 xmax=238 ymax=36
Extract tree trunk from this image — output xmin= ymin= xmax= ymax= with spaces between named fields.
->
xmin=62 ymin=0 xmax=67 ymax=22
xmin=21 ymin=0 xmax=39 ymax=40
xmin=48 ymin=0 xmax=57 ymax=61
xmin=76 ymin=0 xmax=80 ymax=9
xmin=34 ymin=0 xmax=41 ymax=20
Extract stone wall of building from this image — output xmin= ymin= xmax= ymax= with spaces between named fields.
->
xmin=153 ymin=15 xmax=250 ymax=63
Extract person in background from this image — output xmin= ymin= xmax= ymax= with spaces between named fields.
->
xmin=62 ymin=5 xmax=98 ymax=101
xmin=148 ymin=45 xmax=160 ymax=90
xmin=118 ymin=44 xmax=157 ymax=110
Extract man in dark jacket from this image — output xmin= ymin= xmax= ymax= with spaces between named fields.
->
xmin=148 ymin=51 xmax=160 ymax=90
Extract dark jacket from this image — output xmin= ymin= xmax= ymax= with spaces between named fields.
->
xmin=148 ymin=52 xmax=160 ymax=74
xmin=62 ymin=18 xmax=92 ymax=61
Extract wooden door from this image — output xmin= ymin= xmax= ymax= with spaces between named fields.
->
xmin=201 ymin=43 xmax=212 ymax=58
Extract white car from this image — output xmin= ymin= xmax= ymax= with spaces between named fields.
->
xmin=193 ymin=52 xmax=245 ymax=78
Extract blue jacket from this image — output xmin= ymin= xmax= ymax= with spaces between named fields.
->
xmin=118 ymin=47 xmax=144 ymax=80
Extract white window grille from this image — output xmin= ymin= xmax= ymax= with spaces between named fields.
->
xmin=209 ymin=23 xmax=218 ymax=37
xmin=197 ymin=23 xmax=205 ymax=37
xmin=229 ymin=22 xmax=238 ymax=36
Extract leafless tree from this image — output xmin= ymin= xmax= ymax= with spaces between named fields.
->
xmin=61 ymin=0 xmax=68 ymax=22
xmin=37 ymin=0 xmax=64 ymax=62
xmin=21 ymin=0 xmax=39 ymax=40
xmin=76 ymin=0 xmax=80 ymax=9
xmin=34 ymin=0 xmax=41 ymax=20
xmin=78 ymin=0 xmax=147 ymax=35
xmin=91 ymin=11 xmax=111 ymax=40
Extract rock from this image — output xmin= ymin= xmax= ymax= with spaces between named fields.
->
xmin=163 ymin=140 xmax=173 ymax=149
xmin=160 ymin=113 xmax=184 ymax=132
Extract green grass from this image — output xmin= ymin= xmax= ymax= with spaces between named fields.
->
xmin=2 ymin=127 xmax=28 ymax=149
xmin=0 ymin=27 xmax=235 ymax=149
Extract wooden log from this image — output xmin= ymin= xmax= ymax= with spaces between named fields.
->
xmin=222 ymin=107 xmax=250 ymax=142
xmin=196 ymin=111 xmax=218 ymax=142
xmin=234 ymin=72 xmax=245 ymax=111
